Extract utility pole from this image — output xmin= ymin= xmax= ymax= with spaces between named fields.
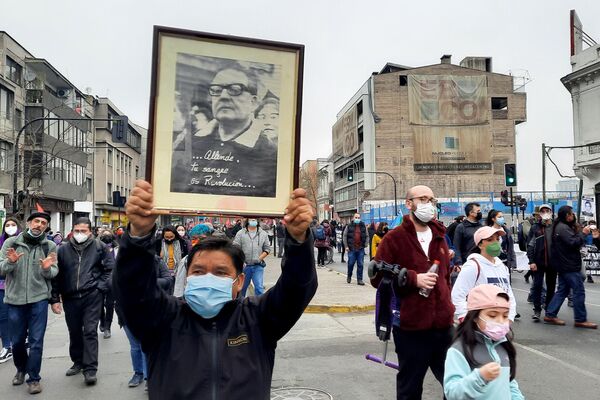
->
xmin=542 ymin=143 xmax=546 ymax=203
xmin=360 ymin=171 xmax=399 ymax=216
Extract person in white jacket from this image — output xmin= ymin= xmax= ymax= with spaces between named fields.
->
xmin=452 ymin=226 xmax=517 ymax=322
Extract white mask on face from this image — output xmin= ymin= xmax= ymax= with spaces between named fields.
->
xmin=413 ymin=203 xmax=436 ymax=223
xmin=541 ymin=213 xmax=552 ymax=221
xmin=4 ymin=225 xmax=18 ymax=236
xmin=73 ymin=232 xmax=89 ymax=244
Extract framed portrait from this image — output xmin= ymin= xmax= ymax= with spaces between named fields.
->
xmin=146 ymin=26 xmax=303 ymax=217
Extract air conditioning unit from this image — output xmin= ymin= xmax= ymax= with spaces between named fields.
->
xmin=56 ymin=88 xmax=71 ymax=98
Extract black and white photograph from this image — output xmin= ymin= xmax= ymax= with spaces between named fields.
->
xmin=170 ymin=54 xmax=281 ymax=197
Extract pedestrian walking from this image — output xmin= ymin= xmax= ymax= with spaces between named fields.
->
xmin=275 ymin=219 xmax=286 ymax=258
xmin=172 ymin=223 xmax=212 ymax=298
xmin=543 ymin=206 xmax=597 ymax=328
xmin=98 ymin=231 xmax=118 ymax=337
xmin=343 ymin=214 xmax=369 ymax=285
xmin=526 ymin=204 xmax=556 ymax=321
xmin=451 ymin=226 xmax=517 ymax=323
xmin=370 ymin=222 xmax=388 ymax=259
xmin=113 ymin=181 xmax=317 ymax=399
xmin=0 ymin=209 xmax=58 ymax=394
xmin=50 ymin=217 xmax=114 ymax=386
xmin=155 ymin=226 xmax=189 ymax=279
xmin=233 ymin=217 xmax=271 ymax=296
xmin=444 ymin=284 xmax=524 ymax=400
xmin=314 ymin=220 xmax=332 ymax=267
xmin=0 ymin=217 xmax=21 ymax=364
xmin=371 ymin=185 xmax=454 ymax=400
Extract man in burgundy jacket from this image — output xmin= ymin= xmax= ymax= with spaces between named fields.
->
xmin=371 ymin=185 xmax=454 ymax=400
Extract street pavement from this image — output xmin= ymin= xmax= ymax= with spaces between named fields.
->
xmin=1 ymin=249 xmax=600 ymax=399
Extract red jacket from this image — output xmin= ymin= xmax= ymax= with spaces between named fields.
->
xmin=372 ymin=217 xmax=454 ymax=331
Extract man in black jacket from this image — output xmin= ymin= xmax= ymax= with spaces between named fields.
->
xmin=526 ymin=204 xmax=556 ymax=321
xmin=453 ymin=202 xmax=482 ymax=265
xmin=543 ymin=206 xmax=596 ymax=329
xmin=114 ymin=180 xmax=317 ymax=399
xmin=50 ymin=217 xmax=114 ymax=385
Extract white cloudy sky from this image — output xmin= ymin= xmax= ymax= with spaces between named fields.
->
xmin=3 ymin=0 xmax=599 ymax=191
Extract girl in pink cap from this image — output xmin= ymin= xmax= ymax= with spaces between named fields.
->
xmin=444 ymin=284 xmax=524 ymax=399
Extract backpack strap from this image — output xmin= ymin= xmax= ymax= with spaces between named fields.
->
xmin=472 ymin=259 xmax=481 ymax=282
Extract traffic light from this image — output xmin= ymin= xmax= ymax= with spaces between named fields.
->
xmin=518 ymin=197 xmax=528 ymax=211
xmin=347 ymin=168 xmax=354 ymax=182
xmin=500 ymin=190 xmax=509 ymax=206
xmin=504 ymin=163 xmax=517 ymax=187
xmin=112 ymin=115 xmax=128 ymax=143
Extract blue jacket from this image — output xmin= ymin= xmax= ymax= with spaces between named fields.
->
xmin=444 ymin=332 xmax=524 ymax=400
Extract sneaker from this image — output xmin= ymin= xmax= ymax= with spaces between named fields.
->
xmin=83 ymin=371 xmax=97 ymax=385
xmin=346 ymin=276 xmax=351 ymax=284
xmin=357 ymin=280 xmax=365 ymax=286
xmin=515 ymin=313 xmax=521 ymax=320
xmin=12 ymin=371 xmax=25 ymax=386
xmin=128 ymin=373 xmax=144 ymax=388
xmin=27 ymin=381 xmax=42 ymax=394
xmin=103 ymin=329 xmax=111 ymax=339
xmin=0 ymin=347 xmax=12 ymax=363
xmin=66 ymin=363 xmax=83 ymax=376
xmin=144 ymin=380 xmax=148 ymax=391
xmin=532 ymin=311 xmax=541 ymax=322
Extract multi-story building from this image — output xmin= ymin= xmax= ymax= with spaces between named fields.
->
xmin=332 ymin=55 xmax=526 ymax=218
xmin=561 ymin=10 xmax=600 ymax=214
xmin=0 ymin=31 xmax=95 ymax=233
xmin=93 ymin=97 xmax=144 ymax=229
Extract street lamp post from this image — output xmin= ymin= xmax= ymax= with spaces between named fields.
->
xmin=361 ymin=171 xmax=399 ymax=216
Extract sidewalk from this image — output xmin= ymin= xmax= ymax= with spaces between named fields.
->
xmin=262 ymin=252 xmax=376 ymax=313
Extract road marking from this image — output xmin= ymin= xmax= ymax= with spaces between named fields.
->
xmin=512 ymin=288 xmax=600 ymax=307
xmin=514 ymin=342 xmax=600 ymax=380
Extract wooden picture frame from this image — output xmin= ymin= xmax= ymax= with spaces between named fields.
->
xmin=146 ymin=26 xmax=303 ymax=217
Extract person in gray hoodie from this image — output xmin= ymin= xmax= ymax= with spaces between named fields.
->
xmin=0 ymin=211 xmax=58 ymax=395
xmin=233 ymin=217 xmax=271 ymax=296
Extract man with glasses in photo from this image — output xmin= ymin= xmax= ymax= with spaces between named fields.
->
xmin=173 ymin=63 xmax=278 ymax=197
xmin=370 ymin=185 xmax=454 ymax=400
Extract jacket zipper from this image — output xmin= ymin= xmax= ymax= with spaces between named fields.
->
xmin=211 ymin=321 xmax=218 ymax=400
xmin=76 ymin=251 xmax=82 ymax=296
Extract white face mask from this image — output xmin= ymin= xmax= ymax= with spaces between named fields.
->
xmin=4 ymin=225 xmax=18 ymax=236
xmin=413 ymin=203 xmax=436 ymax=223
xmin=177 ymin=230 xmax=186 ymax=237
xmin=541 ymin=213 xmax=552 ymax=221
xmin=73 ymin=232 xmax=89 ymax=244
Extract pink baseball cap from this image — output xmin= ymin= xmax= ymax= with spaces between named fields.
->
xmin=473 ymin=226 xmax=505 ymax=246
xmin=467 ymin=284 xmax=510 ymax=311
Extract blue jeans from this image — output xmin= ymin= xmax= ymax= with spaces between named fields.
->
xmin=124 ymin=325 xmax=147 ymax=379
xmin=546 ymin=271 xmax=587 ymax=322
xmin=8 ymin=300 xmax=49 ymax=383
xmin=347 ymin=248 xmax=365 ymax=281
xmin=0 ymin=289 xmax=12 ymax=349
xmin=241 ymin=264 xmax=265 ymax=296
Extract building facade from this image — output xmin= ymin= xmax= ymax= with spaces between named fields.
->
xmin=93 ymin=98 xmax=144 ymax=229
xmin=561 ymin=10 xmax=600 ymax=209
xmin=331 ymin=55 xmax=526 ymax=218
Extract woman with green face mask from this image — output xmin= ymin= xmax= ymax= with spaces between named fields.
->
xmin=450 ymin=226 xmax=518 ymax=325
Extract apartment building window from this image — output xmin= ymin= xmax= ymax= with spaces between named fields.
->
xmin=86 ymin=177 xmax=92 ymax=193
xmin=0 ymin=85 xmax=14 ymax=121
xmin=445 ymin=137 xmax=459 ymax=149
xmin=107 ymin=148 xmax=113 ymax=166
xmin=6 ymin=57 xmax=22 ymax=85
xmin=0 ymin=140 xmax=12 ymax=171
xmin=107 ymin=183 xmax=112 ymax=202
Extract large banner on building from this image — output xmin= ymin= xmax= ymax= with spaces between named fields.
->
xmin=412 ymin=126 xmax=492 ymax=172
xmin=409 ymin=75 xmax=491 ymax=172
xmin=332 ymin=105 xmax=359 ymax=157
xmin=408 ymin=75 xmax=488 ymax=125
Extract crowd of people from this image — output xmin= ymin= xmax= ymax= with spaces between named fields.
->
xmin=1 ymin=182 xmax=599 ymax=398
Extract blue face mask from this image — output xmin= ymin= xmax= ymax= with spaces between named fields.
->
xmin=354 ymin=219 xmax=360 ymax=224
xmin=184 ymin=274 xmax=237 ymax=319
xmin=496 ymin=217 xmax=505 ymax=226
xmin=249 ymin=220 xmax=258 ymax=227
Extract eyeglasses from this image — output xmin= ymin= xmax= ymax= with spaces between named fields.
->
xmin=409 ymin=196 xmax=438 ymax=206
xmin=209 ymin=83 xmax=253 ymax=97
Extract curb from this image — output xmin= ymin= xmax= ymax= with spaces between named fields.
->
xmin=305 ymin=304 xmax=375 ymax=314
